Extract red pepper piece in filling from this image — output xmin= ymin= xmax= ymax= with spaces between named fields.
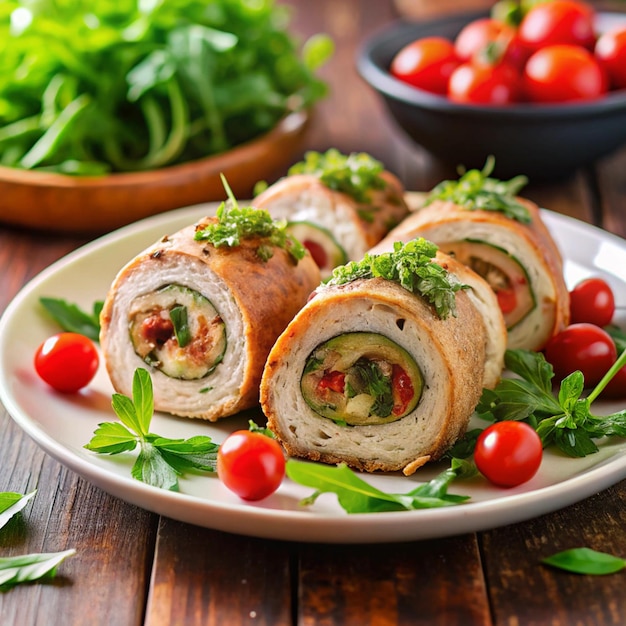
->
xmin=142 ymin=315 xmax=174 ymax=346
xmin=496 ymin=287 xmax=517 ymax=314
xmin=303 ymin=240 xmax=328 ymax=269
xmin=317 ymin=370 xmax=346 ymax=395
xmin=391 ymin=364 xmax=414 ymax=416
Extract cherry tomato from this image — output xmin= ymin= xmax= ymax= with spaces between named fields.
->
xmin=518 ymin=0 xmax=596 ymax=52
xmin=217 ymin=430 xmax=285 ymax=501
xmin=595 ymin=26 xmax=626 ymax=90
xmin=303 ymin=239 xmax=328 ymax=269
xmin=34 ymin=332 xmax=99 ymax=393
xmin=448 ymin=61 xmax=521 ymax=105
xmin=454 ymin=17 xmax=526 ymax=68
xmin=390 ymin=36 xmax=460 ymax=95
xmin=474 ymin=421 xmax=543 ymax=488
xmin=523 ymin=44 xmax=608 ymax=103
xmin=569 ymin=277 xmax=615 ymax=326
xmin=543 ymin=323 xmax=617 ymax=386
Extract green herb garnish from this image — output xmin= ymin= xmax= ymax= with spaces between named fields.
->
xmin=476 ymin=348 xmax=626 ymax=458
xmin=352 ymin=358 xmax=394 ymax=417
xmin=195 ymin=175 xmax=306 ymax=262
xmin=0 ymin=491 xmax=36 ymax=531
xmin=322 ymin=238 xmax=466 ymax=319
xmin=85 ymin=368 xmax=219 ymax=491
xmin=286 ymin=457 xmax=471 ymax=513
xmin=542 ymin=548 xmax=626 ymax=575
xmin=425 ymin=157 xmax=531 ymax=223
xmin=39 ymin=297 xmax=102 ymax=342
xmin=288 ymin=148 xmax=387 ymax=204
xmin=169 ymin=305 xmax=191 ymax=348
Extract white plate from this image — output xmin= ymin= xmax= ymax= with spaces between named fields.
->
xmin=1 ymin=205 xmax=625 ymax=544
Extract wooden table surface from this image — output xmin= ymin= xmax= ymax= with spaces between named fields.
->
xmin=2 ymin=1 xmax=626 ymax=624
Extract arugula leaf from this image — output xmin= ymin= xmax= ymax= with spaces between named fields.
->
xmin=424 ymin=156 xmax=531 ymax=223
xmin=286 ymin=458 xmax=470 ymax=513
xmin=0 ymin=550 xmax=76 ymax=590
xmin=39 ymin=297 xmax=102 ymax=341
xmin=85 ymin=368 xmax=218 ymax=490
xmin=0 ymin=491 xmax=36 ymax=531
xmin=287 ymin=148 xmax=387 ymax=204
xmin=323 ymin=239 xmax=467 ymax=319
xmin=542 ymin=547 xmax=626 ymax=575
xmin=195 ymin=175 xmax=306 ymax=262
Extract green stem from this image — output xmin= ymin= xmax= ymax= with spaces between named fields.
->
xmin=587 ymin=348 xmax=626 ymax=404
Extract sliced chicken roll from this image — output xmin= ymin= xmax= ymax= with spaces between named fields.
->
xmin=100 ymin=205 xmax=320 ymax=421
xmin=260 ymin=239 xmax=487 ymax=475
xmin=254 ymin=149 xmax=409 ymax=278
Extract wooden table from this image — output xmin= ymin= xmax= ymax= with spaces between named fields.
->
xmin=2 ymin=1 xmax=626 ymax=624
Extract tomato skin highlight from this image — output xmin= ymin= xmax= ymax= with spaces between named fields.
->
xmin=448 ymin=61 xmax=520 ymax=105
xmin=34 ymin=332 xmax=99 ymax=393
xmin=523 ymin=44 xmax=607 ymax=103
xmin=595 ymin=27 xmax=626 ymax=90
xmin=474 ymin=421 xmax=543 ymax=488
xmin=543 ymin=323 xmax=617 ymax=387
xmin=390 ymin=36 xmax=460 ymax=95
xmin=217 ymin=431 xmax=285 ymax=501
xmin=569 ymin=277 xmax=615 ymax=326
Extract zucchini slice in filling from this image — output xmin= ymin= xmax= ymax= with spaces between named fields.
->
xmin=287 ymin=221 xmax=347 ymax=276
xmin=128 ymin=284 xmax=226 ymax=380
xmin=300 ymin=332 xmax=423 ymax=425
xmin=440 ymin=239 xmax=535 ymax=330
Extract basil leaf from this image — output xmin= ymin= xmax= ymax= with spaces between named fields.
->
xmin=0 ymin=491 xmax=36 ymax=531
xmin=39 ymin=297 xmax=102 ymax=341
xmin=543 ymin=548 xmax=626 ymax=575
xmin=132 ymin=368 xmax=154 ymax=436
xmin=169 ymin=305 xmax=191 ymax=348
xmin=0 ymin=550 xmax=76 ymax=590
xmin=84 ymin=422 xmax=139 ymax=455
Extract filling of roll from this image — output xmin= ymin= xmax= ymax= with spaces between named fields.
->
xmin=128 ymin=284 xmax=226 ymax=380
xmin=300 ymin=332 xmax=423 ymax=426
xmin=287 ymin=221 xmax=347 ymax=274
xmin=441 ymin=239 xmax=535 ymax=330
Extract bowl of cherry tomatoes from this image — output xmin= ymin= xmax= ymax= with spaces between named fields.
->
xmin=357 ymin=0 xmax=626 ymax=180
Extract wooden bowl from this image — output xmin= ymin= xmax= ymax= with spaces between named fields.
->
xmin=0 ymin=110 xmax=311 ymax=235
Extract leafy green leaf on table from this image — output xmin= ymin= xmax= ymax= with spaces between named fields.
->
xmin=286 ymin=458 xmax=470 ymax=513
xmin=0 ymin=491 xmax=36 ymax=531
xmin=0 ymin=550 xmax=76 ymax=590
xmin=39 ymin=297 xmax=102 ymax=341
xmin=542 ymin=547 xmax=626 ymax=575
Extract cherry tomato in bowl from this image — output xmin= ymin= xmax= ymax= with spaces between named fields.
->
xmin=595 ymin=26 xmax=626 ymax=90
xmin=474 ymin=421 xmax=543 ymax=488
xmin=34 ymin=332 xmax=99 ymax=393
xmin=217 ymin=430 xmax=285 ymax=501
xmin=448 ymin=60 xmax=520 ymax=105
xmin=569 ymin=277 xmax=615 ymax=326
xmin=543 ymin=323 xmax=617 ymax=386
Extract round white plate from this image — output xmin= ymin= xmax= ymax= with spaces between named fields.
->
xmin=1 ymin=205 xmax=625 ymax=544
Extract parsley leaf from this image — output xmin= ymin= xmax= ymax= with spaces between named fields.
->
xmin=85 ymin=368 xmax=219 ymax=491
xmin=352 ymin=358 xmax=394 ymax=417
xmin=0 ymin=550 xmax=76 ymax=590
xmin=0 ymin=491 xmax=36 ymax=531
xmin=322 ymin=238 xmax=467 ymax=319
xmin=39 ymin=297 xmax=102 ymax=341
xmin=286 ymin=457 xmax=471 ymax=513
xmin=194 ymin=174 xmax=306 ymax=262
xmin=287 ymin=148 xmax=387 ymax=204
xmin=542 ymin=547 xmax=626 ymax=575
xmin=425 ymin=156 xmax=531 ymax=223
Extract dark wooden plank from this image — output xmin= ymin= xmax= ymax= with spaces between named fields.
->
xmin=482 ymin=480 xmax=626 ymax=626
xmin=596 ymin=149 xmax=626 ymax=239
xmin=297 ymin=536 xmax=491 ymax=626
xmin=145 ymin=520 xmax=292 ymax=626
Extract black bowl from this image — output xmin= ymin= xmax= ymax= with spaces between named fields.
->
xmin=357 ymin=11 xmax=626 ymax=181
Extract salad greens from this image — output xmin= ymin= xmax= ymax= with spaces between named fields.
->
xmin=322 ymin=238 xmax=467 ymax=319
xmin=0 ymin=0 xmax=332 ymax=174
xmin=425 ymin=157 xmax=531 ymax=223
xmin=85 ymin=368 xmax=219 ymax=491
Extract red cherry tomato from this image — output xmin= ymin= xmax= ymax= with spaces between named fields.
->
xmin=454 ymin=17 xmax=526 ymax=68
xmin=518 ymin=0 xmax=596 ymax=51
xmin=474 ymin=421 xmax=543 ymax=488
xmin=569 ymin=277 xmax=615 ymax=326
xmin=543 ymin=323 xmax=617 ymax=386
xmin=595 ymin=26 xmax=626 ymax=90
xmin=34 ymin=332 xmax=99 ymax=393
xmin=217 ymin=430 xmax=285 ymax=501
xmin=390 ymin=36 xmax=460 ymax=95
xmin=523 ymin=44 xmax=608 ymax=103
xmin=448 ymin=61 xmax=521 ymax=105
